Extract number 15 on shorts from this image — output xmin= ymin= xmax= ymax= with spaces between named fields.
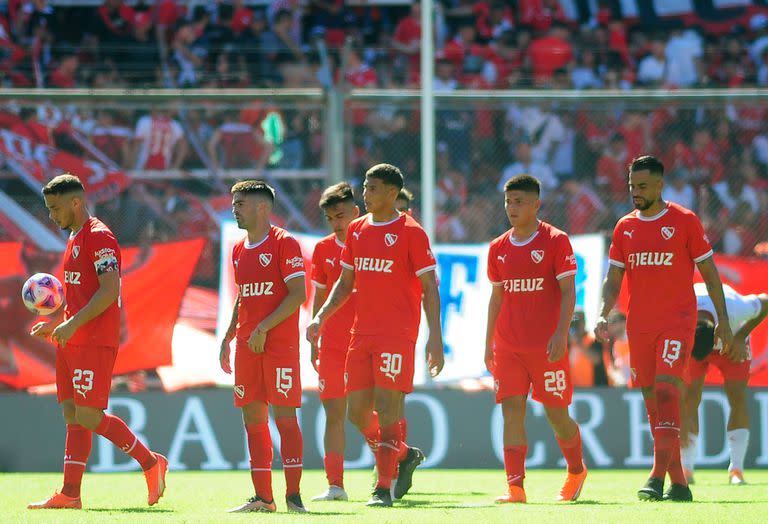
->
xmin=275 ymin=368 xmax=293 ymax=398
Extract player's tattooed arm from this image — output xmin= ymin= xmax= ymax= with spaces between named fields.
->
xmin=485 ymin=285 xmax=503 ymax=373
xmin=419 ymin=270 xmax=444 ymax=377
xmin=307 ymin=267 xmax=354 ymax=345
xmin=52 ymin=271 xmax=120 ymax=347
xmin=697 ymin=257 xmax=735 ymax=359
xmin=595 ymin=264 xmax=624 ymax=341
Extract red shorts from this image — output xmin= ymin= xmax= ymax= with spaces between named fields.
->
xmin=628 ymin=329 xmax=694 ymax=388
xmin=493 ymin=348 xmax=572 ymax=407
xmin=317 ymin=346 xmax=347 ymax=401
xmin=687 ymin=351 xmax=750 ymax=382
xmin=56 ymin=344 xmax=118 ymax=409
xmin=345 ymin=334 xmax=415 ymax=394
xmin=234 ymin=343 xmax=302 ymax=408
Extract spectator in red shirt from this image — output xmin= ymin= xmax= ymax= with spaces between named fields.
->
xmin=518 ymin=0 xmax=566 ymax=33
xmin=527 ymin=22 xmax=573 ymax=86
xmin=230 ymin=0 xmax=254 ymax=36
xmin=596 ymin=134 xmax=628 ymax=209
xmin=486 ymin=30 xmax=524 ymax=88
xmin=475 ymin=1 xmax=514 ymax=43
xmin=392 ymin=1 xmax=421 ymax=75
xmin=443 ymin=20 xmax=489 ymax=68
xmin=48 ymin=47 xmax=79 ymax=88
xmin=562 ymin=176 xmax=609 ymax=234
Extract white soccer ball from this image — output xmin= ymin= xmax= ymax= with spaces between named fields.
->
xmin=21 ymin=272 xmax=64 ymax=316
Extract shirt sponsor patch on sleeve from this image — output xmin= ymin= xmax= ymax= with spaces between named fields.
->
xmin=94 ymin=247 xmax=119 ymax=275
xmin=285 ymin=256 xmax=304 ymax=269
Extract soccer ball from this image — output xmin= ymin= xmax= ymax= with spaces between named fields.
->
xmin=21 ymin=273 xmax=64 ymax=316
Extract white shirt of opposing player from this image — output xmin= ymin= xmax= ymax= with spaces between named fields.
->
xmin=694 ymin=282 xmax=762 ymax=335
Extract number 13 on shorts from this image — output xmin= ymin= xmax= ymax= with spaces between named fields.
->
xmin=662 ymin=339 xmax=682 ymax=367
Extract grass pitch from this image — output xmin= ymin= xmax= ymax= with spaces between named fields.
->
xmin=2 ymin=469 xmax=766 ymax=523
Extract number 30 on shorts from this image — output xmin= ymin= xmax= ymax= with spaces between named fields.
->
xmin=544 ymin=369 xmax=567 ymax=398
xmin=380 ymin=352 xmax=403 ymax=382
xmin=662 ymin=339 xmax=682 ymax=367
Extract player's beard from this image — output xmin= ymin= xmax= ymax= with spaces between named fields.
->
xmin=633 ymin=197 xmax=654 ymax=211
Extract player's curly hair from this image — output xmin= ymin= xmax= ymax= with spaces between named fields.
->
xmin=692 ymin=318 xmax=716 ymax=361
xmin=231 ymin=180 xmax=275 ymax=203
xmin=319 ymin=182 xmax=354 ymax=209
xmin=42 ymin=173 xmax=85 ymax=195
xmin=503 ymin=174 xmax=540 ymax=196
xmin=365 ymin=163 xmax=404 ymax=190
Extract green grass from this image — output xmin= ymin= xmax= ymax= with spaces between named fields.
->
xmin=1 ymin=469 xmax=766 ymax=523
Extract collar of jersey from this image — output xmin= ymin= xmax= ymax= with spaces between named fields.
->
xmin=635 ymin=204 xmax=669 ymax=222
xmin=508 ymin=221 xmax=541 ymax=247
xmin=244 ymin=231 xmax=270 ymax=249
xmin=69 ymin=216 xmax=93 ymax=239
xmin=367 ymin=213 xmax=402 ymax=227
xmin=334 ymin=236 xmax=345 ymax=248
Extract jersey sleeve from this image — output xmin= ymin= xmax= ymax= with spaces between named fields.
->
xmin=310 ymin=242 xmax=327 ymax=289
xmin=608 ymin=223 xmax=626 ymax=268
xmin=340 ymin=223 xmax=355 ymax=271
xmin=687 ymin=213 xmax=714 ymax=263
xmin=554 ymin=233 xmax=578 ymax=280
xmin=408 ymin=226 xmax=437 ymax=276
xmin=134 ymin=116 xmax=151 ymax=139
xmin=89 ymin=231 xmax=120 ymax=276
xmin=487 ymin=242 xmax=503 ymax=286
xmin=279 ymin=235 xmax=306 ymax=282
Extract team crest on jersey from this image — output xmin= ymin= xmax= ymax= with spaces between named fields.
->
xmin=530 ymin=250 xmax=544 ymax=264
xmin=259 ymin=253 xmax=272 ymax=267
xmin=384 ymin=233 xmax=398 ymax=247
xmin=72 ymin=246 xmax=80 ymax=259
xmin=318 ymin=379 xmax=326 ymax=392
xmin=661 ymin=226 xmax=675 ymax=240
xmin=234 ymin=385 xmax=245 ymax=399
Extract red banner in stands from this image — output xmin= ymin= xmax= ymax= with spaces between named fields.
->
xmin=0 ymin=112 xmax=130 ymax=203
xmin=618 ymin=254 xmax=768 ymax=386
xmin=0 ymin=239 xmax=204 ymax=390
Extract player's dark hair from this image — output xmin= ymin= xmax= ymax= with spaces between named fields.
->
xmin=231 ymin=180 xmax=275 ymax=203
xmin=42 ymin=173 xmax=85 ymax=195
xmin=629 ymin=155 xmax=665 ymax=177
xmin=365 ymin=163 xmax=404 ymax=190
xmin=397 ymin=187 xmax=414 ymax=205
xmin=503 ymin=174 xmax=540 ymax=196
xmin=319 ymin=182 xmax=354 ymax=209
xmin=692 ymin=319 xmax=716 ymax=361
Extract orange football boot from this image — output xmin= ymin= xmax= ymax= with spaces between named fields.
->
xmin=27 ymin=491 xmax=82 ymax=510
xmin=494 ymin=485 xmax=527 ymax=503
xmin=144 ymin=453 xmax=169 ymax=506
xmin=557 ymin=463 xmax=588 ymax=501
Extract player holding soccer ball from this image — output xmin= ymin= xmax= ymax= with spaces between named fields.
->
xmin=681 ymin=283 xmax=768 ymax=485
xmin=307 ymin=164 xmax=444 ymax=508
xmin=28 ymin=174 xmax=167 ymax=510
xmin=596 ymin=156 xmax=733 ymax=502
xmin=486 ymin=175 xmax=587 ymax=504
xmin=220 ymin=181 xmax=308 ymax=514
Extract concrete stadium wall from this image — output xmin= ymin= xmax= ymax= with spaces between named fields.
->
xmin=2 ymin=388 xmax=768 ymax=472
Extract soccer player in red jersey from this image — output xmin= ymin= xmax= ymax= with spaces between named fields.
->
xmin=309 ymin=182 xmax=360 ymax=501
xmin=681 ymin=283 xmax=767 ymax=485
xmin=219 ymin=181 xmax=308 ymax=514
xmin=596 ymin=155 xmax=734 ymax=502
xmin=28 ymin=174 xmax=167 ymax=510
xmin=307 ymin=164 xmax=444 ymax=507
xmin=486 ymin=175 xmax=587 ymax=504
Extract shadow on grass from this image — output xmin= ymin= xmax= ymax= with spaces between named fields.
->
xmin=87 ymin=508 xmax=174 ymax=513
xmin=413 ymin=491 xmax=488 ymax=496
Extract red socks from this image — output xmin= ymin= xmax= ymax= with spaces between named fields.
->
xmin=61 ymin=424 xmax=92 ymax=498
xmin=650 ymin=382 xmax=685 ymax=485
xmin=245 ymin=423 xmax=274 ymax=502
xmin=556 ymin=426 xmax=585 ymax=474
xmin=503 ymin=445 xmax=527 ymax=488
xmin=324 ymin=452 xmax=344 ymax=488
xmin=276 ymin=417 xmax=303 ymax=496
xmin=94 ymin=414 xmax=156 ymax=471
xmin=399 ymin=417 xmax=408 ymax=444
xmin=376 ymin=422 xmax=401 ymax=489
xmin=360 ymin=414 xmax=380 ymax=453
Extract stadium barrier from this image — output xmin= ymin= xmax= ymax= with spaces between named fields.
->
xmin=2 ymin=387 xmax=768 ymax=472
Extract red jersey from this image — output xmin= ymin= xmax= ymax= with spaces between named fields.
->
xmin=233 ymin=226 xmax=305 ymax=351
xmin=63 ymin=217 xmax=122 ymax=348
xmin=311 ymin=234 xmax=354 ymax=351
xmin=134 ymin=115 xmax=183 ymax=170
xmin=488 ymin=221 xmax=577 ymax=353
xmin=608 ymin=202 xmax=713 ymax=334
xmin=340 ymin=213 xmax=436 ymax=341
